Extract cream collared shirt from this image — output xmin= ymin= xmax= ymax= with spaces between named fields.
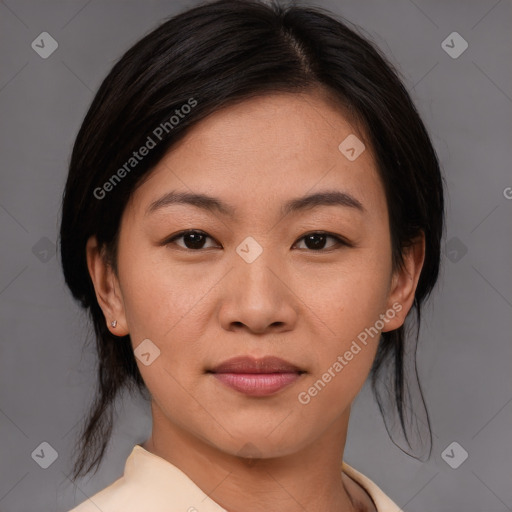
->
xmin=69 ymin=445 xmax=402 ymax=512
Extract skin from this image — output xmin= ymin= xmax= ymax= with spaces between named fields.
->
xmin=87 ymin=89 xmax=425 ymax=512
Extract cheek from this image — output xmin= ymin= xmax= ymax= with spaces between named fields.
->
xmin=308 ymin=250 xmax=392 ymax=338
xmin=296 ymin=340 xmax=378 ymax=419
xmin=294 ymin=307 xmax=383 ymax=426
xmin=117 ymin=242 xmax=216 ymax=345
xmin=116 ymin=242 xmax=221 ymax=411
xmin=295 ymin=250 xmax=392 ymax=407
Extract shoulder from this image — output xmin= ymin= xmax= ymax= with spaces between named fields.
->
xmin=66 ymin=473 xmax=138 ymax=511
xmin=342 ymin=461 xmax=403 ymax=512
xmin=66 ymin=446 xmax=150 ymax=511
xmin=65 ymin=445 xmax=227 ymax=512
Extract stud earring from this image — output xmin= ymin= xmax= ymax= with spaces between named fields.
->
xmin=111 ymin=320 xmax=117 ymax=328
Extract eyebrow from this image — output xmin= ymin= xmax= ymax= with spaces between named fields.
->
xmin=146 ymin=189 xmax=365 ymax=217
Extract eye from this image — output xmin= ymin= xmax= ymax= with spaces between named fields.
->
xmin=164 ymin=230 xmax=349 ymax=252
xmin=165 ymin=230 xmax=219 ymax=250
xmin=293 ymin=231 xmax=348 ymax=251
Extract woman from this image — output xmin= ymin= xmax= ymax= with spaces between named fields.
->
xmin=60 ymin=0 xmax=444 ymax=510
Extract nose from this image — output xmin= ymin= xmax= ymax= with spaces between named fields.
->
xmin=218 ymin=249 xmax=298 ymax=335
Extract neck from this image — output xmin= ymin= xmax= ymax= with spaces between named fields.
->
xmin=142 ymin=402 xmax=375 ymax=512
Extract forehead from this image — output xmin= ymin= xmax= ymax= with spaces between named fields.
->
xmin=172 ymin=90 xmax=369 ymax=167
xmin=127 ymin=91 xmax=386 ymax=220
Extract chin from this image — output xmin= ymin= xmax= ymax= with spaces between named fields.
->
xmin=204 ymin=426 xmax=308 ymax=460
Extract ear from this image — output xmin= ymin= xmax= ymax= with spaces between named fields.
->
xmin=86 ymin=236 xmax=129 ymax=336
xmin=382 ymin=233 xmax=425 ymax=332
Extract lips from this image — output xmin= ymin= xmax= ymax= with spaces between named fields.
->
xmin=209 ymin=356 xmax=305 ymax=397
xmin=211 ymin=356 xmax=303 ymax=374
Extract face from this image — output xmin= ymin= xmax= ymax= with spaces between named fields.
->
xmin=88 ymin=90 xmax=423 ymax=459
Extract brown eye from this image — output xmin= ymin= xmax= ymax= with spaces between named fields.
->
xmin=166 ymin=230 xmax=218 ymax=250
xmin=294 ymin=232 xmax=347 ymax=251
xmin=164 ymin=230 xmax=349 ymax=252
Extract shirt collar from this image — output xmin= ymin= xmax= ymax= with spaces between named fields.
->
xmin=124 ymin=444 xmax=402 ymax=512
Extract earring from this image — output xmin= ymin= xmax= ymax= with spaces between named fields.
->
xmin=110 ymin=320 xmax=117 ymax=328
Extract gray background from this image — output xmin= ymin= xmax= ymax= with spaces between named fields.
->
xmin=0 ymin=0 xmax=511 ymax=510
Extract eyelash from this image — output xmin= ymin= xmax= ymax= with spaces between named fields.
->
xmin=163 ymin=229 xmax=351 ymax=252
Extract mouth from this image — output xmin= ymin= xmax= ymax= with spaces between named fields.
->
xmin=207 ymin=356 xmax=306 ymax=397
